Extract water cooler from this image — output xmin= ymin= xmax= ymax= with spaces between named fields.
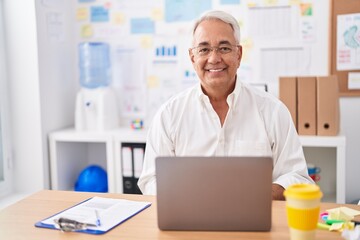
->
xmin=75 ymin=42 xmax=119 ymax=131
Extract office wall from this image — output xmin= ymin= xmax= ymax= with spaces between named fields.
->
xmin=3 ymin=0 xmax=43 ymax=193
xmin=35 ymin=0 xmax=78 ymax=188
xmin=340 ymin=98 xmax=360 ymax=203
xmin=71 ymin=0 xmax=329 ymax=127
xmin=2 ymin=0 xmax=77 ymax=196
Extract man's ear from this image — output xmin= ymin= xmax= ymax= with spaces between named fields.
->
xmin=238 ymin=45 xmax=243 ymax=61
xmin=189 ymin=48 xmax=195 ymax=64
xmin=237 ymin=45 xmax=243 ymax=67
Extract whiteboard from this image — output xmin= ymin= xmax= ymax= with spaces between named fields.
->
xmin=74 ymin=0 xmax=330 ymax=126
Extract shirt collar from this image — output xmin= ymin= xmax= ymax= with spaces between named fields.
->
xmin=196 ymin=76 xmax=242 ymax=111
xmin=227 ymin=76 xmax=242 ymax=109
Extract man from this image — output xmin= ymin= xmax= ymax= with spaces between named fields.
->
xmin=138 ymin=10 xmax=313 ymax=200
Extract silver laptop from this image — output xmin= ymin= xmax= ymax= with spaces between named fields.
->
xmin=155 ymin=156 xmax=272 ymax=231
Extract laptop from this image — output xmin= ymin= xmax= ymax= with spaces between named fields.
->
xmin=155 ymin=156 xmax=272 ymax=231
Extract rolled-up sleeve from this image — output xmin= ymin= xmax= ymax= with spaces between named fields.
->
xmin=138 ymin=105 xmax=174 ymax=195
xmin=270 ymin=102 xmax=314 ymax=189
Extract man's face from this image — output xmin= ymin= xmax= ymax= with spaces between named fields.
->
xmin=189 ymin=19 xmax=242 ymax=92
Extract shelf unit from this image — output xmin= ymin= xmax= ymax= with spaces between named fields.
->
xmin=49 ymin=128 xmax=346 ymax=203
xmin=300 ymin=136 xmax=346 ymax=204
xmin=49 ymin=129 xmax=115 ymax=192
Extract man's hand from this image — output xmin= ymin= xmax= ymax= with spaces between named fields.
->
xmin=272 ymin=183 xmax=285 ymax=200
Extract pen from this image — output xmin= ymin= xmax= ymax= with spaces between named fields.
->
xmin=95 ymin=210 xmax=101 ymax=227
xmin=326 ymin=219 xmax=345 ymax=225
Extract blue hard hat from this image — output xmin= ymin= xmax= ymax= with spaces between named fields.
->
xmin=75 ymin=165 xmax=108 ymax=192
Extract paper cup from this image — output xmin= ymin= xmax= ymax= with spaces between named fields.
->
xmin=284 ymin=184 xmax=323 ymax=240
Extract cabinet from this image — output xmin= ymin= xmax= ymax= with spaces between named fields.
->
xmin=49 ymin=128 xmax=147 ymax=194
xmin=300 ymin=136 xmax=346 ymax=204
xmin=49 ymin=129 xmax=116 ymax=192
xmin=49 ymin=128 xmax=346 ymax=203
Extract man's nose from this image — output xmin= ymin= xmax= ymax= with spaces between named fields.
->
xmin=207 ymin=48 xmax=222 ymax=63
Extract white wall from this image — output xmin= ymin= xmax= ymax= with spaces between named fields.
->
xmin=35 ymin=0 xmax=78 ymax=189
xmin=2 ymin=0 xmax=77 ymax=195
xmin=340 ymin=98 xmax=360 ymax=203
xmin=3 ymin=0 xmax=43 ymax=194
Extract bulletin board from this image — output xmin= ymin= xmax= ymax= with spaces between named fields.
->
xmin=73 ymin=0 xmax=331 ymax=126
xmin=330 ymin=0 xmax=360 ymax=97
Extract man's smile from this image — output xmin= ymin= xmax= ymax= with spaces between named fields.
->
xmin=206 ymin=68 xmax=226 ymax=72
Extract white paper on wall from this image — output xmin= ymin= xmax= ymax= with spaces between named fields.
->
xmin=337 ymin=13 xmax=360 ymax=71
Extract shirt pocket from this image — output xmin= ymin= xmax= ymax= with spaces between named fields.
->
xmin=232 ymin=141 xmax=272 ymax=156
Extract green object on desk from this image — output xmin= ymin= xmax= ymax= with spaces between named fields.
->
xmin=326 ymin=219 xmax=345 ymax=225
xmin=317 ymin=222 xmax=331 ymax=230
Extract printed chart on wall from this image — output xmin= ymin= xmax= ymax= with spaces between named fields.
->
xmin=75 ymin=0 xmax=329 ymax=126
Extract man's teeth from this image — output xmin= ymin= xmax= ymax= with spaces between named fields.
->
xmin=209 ymin=69 xmax=223 ymax=72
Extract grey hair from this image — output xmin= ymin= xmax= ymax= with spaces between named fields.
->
xmin=192 ymin=10 xmax=241 ymax=44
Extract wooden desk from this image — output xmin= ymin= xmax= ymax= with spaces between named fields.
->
xmin=0 ymin=190 xmax=358 ymax=240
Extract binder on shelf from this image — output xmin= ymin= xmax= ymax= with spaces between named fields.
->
xmin=121 ymin=143 xmax=146 ymax=194
xmin=316 ymin=76 xmax=339 ymax=136
xmin=279 ymin=77 xmax=297 ymax=130
xmin=133 ymin=147 xmax=144 ymax=179
xmin=121 ymin=146 xmax=134 ymax=194
xmin=297 ymin=76 xmax=317 ymax=135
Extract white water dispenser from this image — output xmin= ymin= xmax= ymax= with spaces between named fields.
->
xmin=75 ymin=42 xmax=119 ymax=131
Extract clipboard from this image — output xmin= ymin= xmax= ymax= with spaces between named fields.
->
xmin=35 ymin=196 xmax=151 ymax=234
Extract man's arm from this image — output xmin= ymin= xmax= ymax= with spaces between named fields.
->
xmin=272 ymin=183 xmax=285 ymax=200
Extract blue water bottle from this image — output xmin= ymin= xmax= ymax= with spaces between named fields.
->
xmin=78 ymin=42 xmax=111 ymax=88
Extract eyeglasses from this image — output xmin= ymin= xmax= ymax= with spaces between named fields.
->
xmin=190 ymin=44 xmax=239 ymax=57
xmin=54 ymin=217 xmax=97 ymax=232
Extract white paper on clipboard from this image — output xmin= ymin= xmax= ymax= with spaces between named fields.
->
xmin=35 ymin=196 xmax=151 ymax=234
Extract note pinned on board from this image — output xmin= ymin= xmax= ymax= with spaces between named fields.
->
xmin=264 ymin=0 xmax=278 ymax=6
xmin=141 ymin=36 xmax=153 ymax=49
xmin=300 ymin=3 xmax=313 ymax=16
xmin=81 ymin=24 xmax=93 ymax=38
xmin=113 ymin=12 xmax=125 ymax=25
xmin=220 ymin=0 xmax=240 ymax=4
xmin=165 ymin=0 xmax=211 ymax=22
xmin=46 ymin=12 xmax=65 ymax=42
xmin=348 ymin=72 xmax=360 ymax=90
xmin=131 ymin=18 xmax=155 ymax=34
xmin=289 ymin=0 xmax=301 ymax=5
xmin=76 ymin=8 xmax=89 ymax=21
xmin=152 ymin=8 xmax=163 ymax=21
xmin=147 ymin=76 xmax=160 ymax=88
xmin=90 ymin=6 xmax=109 ymax=22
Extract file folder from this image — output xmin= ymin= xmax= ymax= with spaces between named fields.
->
xmin=133 ymin=146 xmax=145 ymax=194
xmin=121 ymin=146 xmax=134 ymax=194
xmin=279 ymin=77 xmax=297 ymax=130
xmin=121 ymin=143 xmax=146 ymax=194
xmin=297 ymin=76 xmax=317 ymax=135
xmin=316 ymin=76 xmax=339 ymax=136
xmin=133 ymin=147 xmax=144 ymax=178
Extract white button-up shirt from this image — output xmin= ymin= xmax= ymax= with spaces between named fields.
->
xmin=138 ymin=80 xmax=313 ymax=195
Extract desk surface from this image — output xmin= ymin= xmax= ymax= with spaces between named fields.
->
xmin=0 ymin=190 xmax=357 ymax=240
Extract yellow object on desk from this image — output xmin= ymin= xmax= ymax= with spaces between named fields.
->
xmin=327 ymin=207 xmax=360 ymax=221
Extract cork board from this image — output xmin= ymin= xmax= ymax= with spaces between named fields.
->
xmin=330 ymin=0 xmax=360 ymax=97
